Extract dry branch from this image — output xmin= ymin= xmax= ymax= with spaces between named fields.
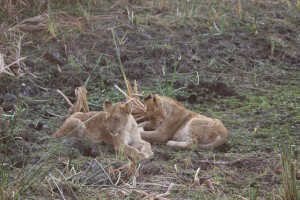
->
xmin=194 ymin=167 xmax=200 ymax=186
xmin=0 ymin=53 xmax=26 ymax=77
xmin=155 ymin=183 xmax=175 ymax=198
xmin=56 ymin=86 xmax=89 ymax=114
xmin=56 ymin=89 xmax=74 ymax=107
xmin=73 ymin=86 xmax=89 ymax=113
xmin=114 ymin=81 xmax=146 ymax=121
xmin=0 ymin=107 xmax=3 ymax=132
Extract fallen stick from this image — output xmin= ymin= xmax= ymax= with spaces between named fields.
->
xmin=114 ymin=85 xmax=130 ymax=99
xmin=56 ymin=89 xmax=73 ymax=107
xmin=155 ymin=183 xmax=175 ymax=198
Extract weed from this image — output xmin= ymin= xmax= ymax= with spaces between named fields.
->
xmin=78 ymin=4 xmax=91 ymax=22
xmin=159 ymin=0 xmax=166 ymax=12
xmin=248 ymin=187 xmax=259 ymax=200
xmin=280 ymin=144 xmax=299 ymax=200
xmin=111 ymin=28 xmax=128 ymax=85
xmin=271 ymin=40 xmax=275 ymax=57
xmin=117 ymin=144 xmax=126 ymax=161
xmin=126 ymin=7 xmax=136 ymax=25
xmin=46 ymin=2 xmax=57 ymax=38
xmin=68 ymin=55 xmax=81 ymax=73
xmin=249 ymin=0 xmax=258 ymax=35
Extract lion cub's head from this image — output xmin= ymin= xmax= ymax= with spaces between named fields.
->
xmin=104 ymin=100 xmax=132 ymax=136
xmin=144 ymin=94 xmax=167 ymax=129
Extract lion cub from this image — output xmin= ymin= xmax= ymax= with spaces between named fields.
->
xmin=139 ymin=94 xmax=228 ymax=150
xmin=53 ymin=101 xmax=153 ymax=161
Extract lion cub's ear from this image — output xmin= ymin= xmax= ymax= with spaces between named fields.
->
xmin=103 ymin=99 xmax=112 ymax=111
xmin=121 ymin=102 xmax=132 ymax=115
xmin=153 ymin=94 xmax=162 ymax=107
xmin=144 ymin=94 xmax=153 ymax=102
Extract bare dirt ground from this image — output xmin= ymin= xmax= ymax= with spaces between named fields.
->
xmin=0 ymin=0 xmax=299 ymax=199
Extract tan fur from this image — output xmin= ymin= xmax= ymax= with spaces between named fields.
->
xmin=53 ymin=101 xmax=153 ymax=161
xmin=139 ymin=94 xmax=229 ymax=150
xmin=105 ymin=101 xmax=153 ymax=161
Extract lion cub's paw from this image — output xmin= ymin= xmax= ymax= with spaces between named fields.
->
xmin=136 ymin=152 xmax=149 ymax=161
xmin=138 ymin=127 xmax=144 ymax=132
xmin=167 ymin=141 xmax=176 ymax=146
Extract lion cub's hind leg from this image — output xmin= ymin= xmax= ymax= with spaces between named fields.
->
xmin=53 ymin=118 xmax=86 ymax=138
xmin=167 ymin=138 xmax=195 ymax=150
xmin=166 ymin=123 xmax=195 ymax=150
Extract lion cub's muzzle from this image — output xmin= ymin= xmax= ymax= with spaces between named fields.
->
xmin=107 ymin=128 xmax=119 ymax=136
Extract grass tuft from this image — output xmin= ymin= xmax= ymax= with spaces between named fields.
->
xmin=280 ymin=144 xmax=299 ymax=200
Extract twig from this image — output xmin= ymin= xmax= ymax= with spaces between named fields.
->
xmin=29 ymin=80 xmax=48 ymax=91
xmin=195 ymin=71 xmax=200 ymax=85
xmin=132 ymin=94 xmax=145 ymax=98
xmin=115 ymin=171 xmax=121 ymax=186
xmin=196 ymin=158 xmax=253 ymax=166
xmin=221 ymin=58 xmax=250 ymax=74
xmin=49 ymin=173 xmax=67 ymax=200
xmin=0 ymin=55 xmax=27 ymax=75
xmin=194 ymin=167 xmax=200 ymax=185
xmin=233 ymin=194 xmax=249 ymax=200
xmin=45 ymin=110 xmax=63 ymax=118
xmin=56 ymin=89 xmax=74 ymax=107
xmin=114 ymin=85 xmax=130 ymax=99
xmin=155 ymin=183 xmax=175 ymax=198
xmin=94 ymin=159 xmax=114 ymax=186
xmin=0 ymin=107 xmax=3 ymax=131
xmin=126 ymin=80 xmax=133 ymax=97
xmin=134 ymin=80 xmax=138 ymax=94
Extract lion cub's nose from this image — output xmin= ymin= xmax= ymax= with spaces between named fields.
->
xmin=108 ymin=128 xmax=114 ymax=133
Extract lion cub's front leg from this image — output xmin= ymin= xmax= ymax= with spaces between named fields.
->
xmin=138 ymin=121 xmax=154 ymax=131
xmin=124 ymin=144 xmax=149 ymax=161
xmin=133 ymin=140 xmax=153 ymax=157
xmin=141 ymin=141 xmax=153 ymax=156
xmin=140 ymin=130 xmax=169 ymax=143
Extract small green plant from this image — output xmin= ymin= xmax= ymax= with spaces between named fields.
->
xmin=183 ymin=156 xmax=192 ymax=170
xmin=110 ymin=28 xmax=131 ymax=90
xmin=157 ymin=57 xmax=180 ymax=97
xmin=249 ymin=0 xmax=258 ymax=35
xmin=271 ymin=40 xmax=275 ymax=57
xmin=46 ymin=1 xmax=57 ymax=38
xmin=68 ymin=55 xmax=81 ymax=73
xmin=79 ymin=4 xmax=91 ymax=22
xmin=248 ymin=187 xmax=259 ymax=200
xmin=126 ymin=7 xmax=136 ymax=25
xmin=46 ymin=15 xmax=57 ymax=37
xmin=117 ymin=144 xmax=125 ymax=160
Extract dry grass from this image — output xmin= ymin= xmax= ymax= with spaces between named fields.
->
xmin=57 ymin=86 xmax=89 ymax=114
xmin=114 ymin=81 xmax=146 ymax=123
xmin=0 ymin=53 xmax=26 ymax=77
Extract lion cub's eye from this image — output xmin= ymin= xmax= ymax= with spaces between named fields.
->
xmin=114 ymin=117 xmax=120 ymax=122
